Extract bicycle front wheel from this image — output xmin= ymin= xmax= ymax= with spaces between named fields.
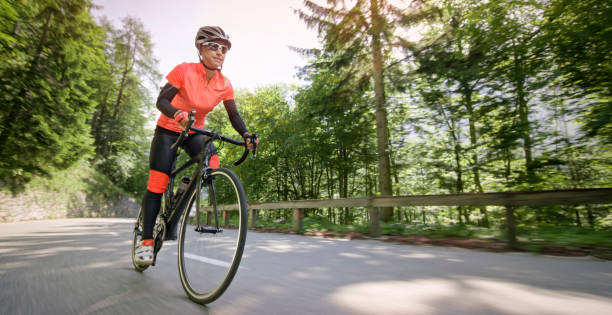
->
xmin=178 ymin=167 xmax=248 ymax=304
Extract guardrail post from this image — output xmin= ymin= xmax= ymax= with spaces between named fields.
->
xmin=294 ymin=208 xmax=303 ymax=232
xmin=368 ymin=197 xmax=380 ymax=237
xmin=249 ymin=209 xmax=258 ymax=228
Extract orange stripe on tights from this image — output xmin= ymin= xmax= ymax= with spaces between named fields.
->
xmin=147 ymin=169 xmax=169 ymax=193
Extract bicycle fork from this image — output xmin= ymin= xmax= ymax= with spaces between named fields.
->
xmin=194 ymin=173 xmax=223 ymax=234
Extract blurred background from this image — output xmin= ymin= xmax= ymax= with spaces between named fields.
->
xmin=0 ymin=0 xmax=610 ymax=256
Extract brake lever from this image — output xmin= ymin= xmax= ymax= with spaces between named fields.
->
xmin=170 ymin=110 xmax=196 ymax=150
xmin=250 ymin=133 xmax=258 ymax=156
xmin=233 ymin=134 xmax=258 ymax=166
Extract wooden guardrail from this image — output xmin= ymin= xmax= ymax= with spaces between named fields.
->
xmin=205 ymin=188 xmax=612 ymax=242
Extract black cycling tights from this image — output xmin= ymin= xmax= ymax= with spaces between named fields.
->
xmin=141 ymin=126 xmax=216 ymax=240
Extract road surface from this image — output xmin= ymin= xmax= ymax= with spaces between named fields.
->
xmin=1 ymin=218 xmax=611 ymax=314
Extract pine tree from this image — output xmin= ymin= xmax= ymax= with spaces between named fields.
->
xmin=296 ymin=0 xmax=425 ymax=221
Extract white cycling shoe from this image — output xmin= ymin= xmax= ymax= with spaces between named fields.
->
xmin=134 ymin=239 xmax=154 ymax=265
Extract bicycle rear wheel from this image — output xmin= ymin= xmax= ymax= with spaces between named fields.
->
xmin=178 ymin=167 xmax=248 ymax=304
xmin=131 ymin=207 xmax=149 ymax=272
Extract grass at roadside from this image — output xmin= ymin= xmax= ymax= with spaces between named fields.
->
xmin=248 ymin=216 xmax=612 ymax=259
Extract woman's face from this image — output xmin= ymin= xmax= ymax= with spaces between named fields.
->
xmin=199 ymin=40 xmax=228 ymax=69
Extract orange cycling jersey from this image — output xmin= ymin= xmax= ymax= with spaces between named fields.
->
xmin=156 ymin=62 xmax=234 ymax=133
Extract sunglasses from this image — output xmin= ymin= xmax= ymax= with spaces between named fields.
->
xmin=202 ymin=42 xmax=229 ymax=54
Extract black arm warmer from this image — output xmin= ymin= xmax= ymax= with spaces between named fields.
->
xmin=156 ymin=83 xmax=179 ymax=118
xmin=223 ymin=99 xmax=248 ymax=136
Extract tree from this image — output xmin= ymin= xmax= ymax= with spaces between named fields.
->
xmin=88 ymin=16 xmax=160 ymax=196
xmin=544 ymin=0 xmax=612 ymax=143
xmin=486 ymin=0 xmax=551 ymax=184
xmin=404 ymin=0 xmax=499 ymax=223
xmin=295 ymin=49 xmax=377 ymax=223
xmin=93 ymin=17 xmax=159 ymax=159
xmin=296 ymin=0 xmax=422 ymax=221
xmin=0 ymin=0 xmax=106 ymax=192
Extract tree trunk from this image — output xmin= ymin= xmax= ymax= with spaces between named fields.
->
xmin=453 ymin=143 xmax=463 ymax=193
xmin=30 ymin=10 xmax=54 ymax=76
xmin=504 ymin=148 xmax=512 ymax=182
xmin=102 ymin=70 xmax=127 ymax=157
xmin=463 ymin=84 xmax=488 ymax=226
xmin=586 ymin=205 xmax=595 ymax=228
xmin=518 ymin=86 xmax=533 ymax=176
xmin=505 ymin=206 xmax=517 ymax=246
xmin=342 ymin=167 xmax=350 ymax=224
xmin=92 ymin=90 xmax=110 ymax=155
xmin=514 ymin=48 xmax=534 ymax=181
xmin=574 ymin=208 xmax=582 ymax=227
xmin=102 ymin=31 xmax=135 ymax=158
xmin=370 ymin=0 xmax=393 ymax=222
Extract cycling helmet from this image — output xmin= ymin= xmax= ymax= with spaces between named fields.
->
xmin=195 ymin=26 xmax=231 ymax=50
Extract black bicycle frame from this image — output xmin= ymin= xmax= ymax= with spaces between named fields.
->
xmin=159 ymin=109 xmax=255 ymax=236
xmin=162 ymin=137 xmax=216 ymax=231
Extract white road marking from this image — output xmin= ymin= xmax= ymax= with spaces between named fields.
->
xmin=175 ymin=252 xmax=249 ymax=270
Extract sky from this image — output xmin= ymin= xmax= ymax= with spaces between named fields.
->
xmin=92 ymin=0 xmax=321 ymax=90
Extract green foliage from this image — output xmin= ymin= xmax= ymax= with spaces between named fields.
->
xmin=302 ymin=216 xmax=369 ymax=234
xmin=254 ymin=215 xmax=370 ymax=235
xmin=0 ymin=0 xmax=105 ymax=192
xmin=383 ymin=223 xmax=497 ymax=239
xmin=544 ymin=0 xmax=612 ymax=143
xmin=88 ymin=16 xmax=160 ymax=198
xmin=231 ymin=0 xmax=612 ymax=237
xmin=518 ymin=225 xmax=612 ymax=247
xmin=256 ymin=218 xmax=294 ymax=233
xmin=0 ymin=0 xmax=609 ymax=255
xmin=296 ymin=0 xmax=417 ymax=221
xmin=0 ymin=1 xmax=158 ymax=200
xmin=205 ymin=85 xmax=298 ymax=201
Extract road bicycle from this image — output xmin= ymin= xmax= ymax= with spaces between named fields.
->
xmin=131 ymin=110 xmax=257 ymax=304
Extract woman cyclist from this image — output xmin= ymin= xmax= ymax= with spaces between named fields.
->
xmin=134 ymin=26 xmax=256 ymax=266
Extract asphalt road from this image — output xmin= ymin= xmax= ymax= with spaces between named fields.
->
xmin=1 ymin=218 xmax=611 ymax=315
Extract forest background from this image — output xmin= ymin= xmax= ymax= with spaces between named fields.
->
xmin=1 ymin=0 xmax=611 ymax=254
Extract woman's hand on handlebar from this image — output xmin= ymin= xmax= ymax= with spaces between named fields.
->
xmin=242 ymin=132 xmax=258 ymax=151
xmin=174 ymin=110 xmax=189 ymax=130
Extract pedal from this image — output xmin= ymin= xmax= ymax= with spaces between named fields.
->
xmin=195 ymin=226 xmax=223 ymax=234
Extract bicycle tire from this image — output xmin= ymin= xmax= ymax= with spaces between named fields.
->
xmin=178 ymin=167 xmax=248 ymax=304
xmin=131 ymin=207 xmax=150 ymax=272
